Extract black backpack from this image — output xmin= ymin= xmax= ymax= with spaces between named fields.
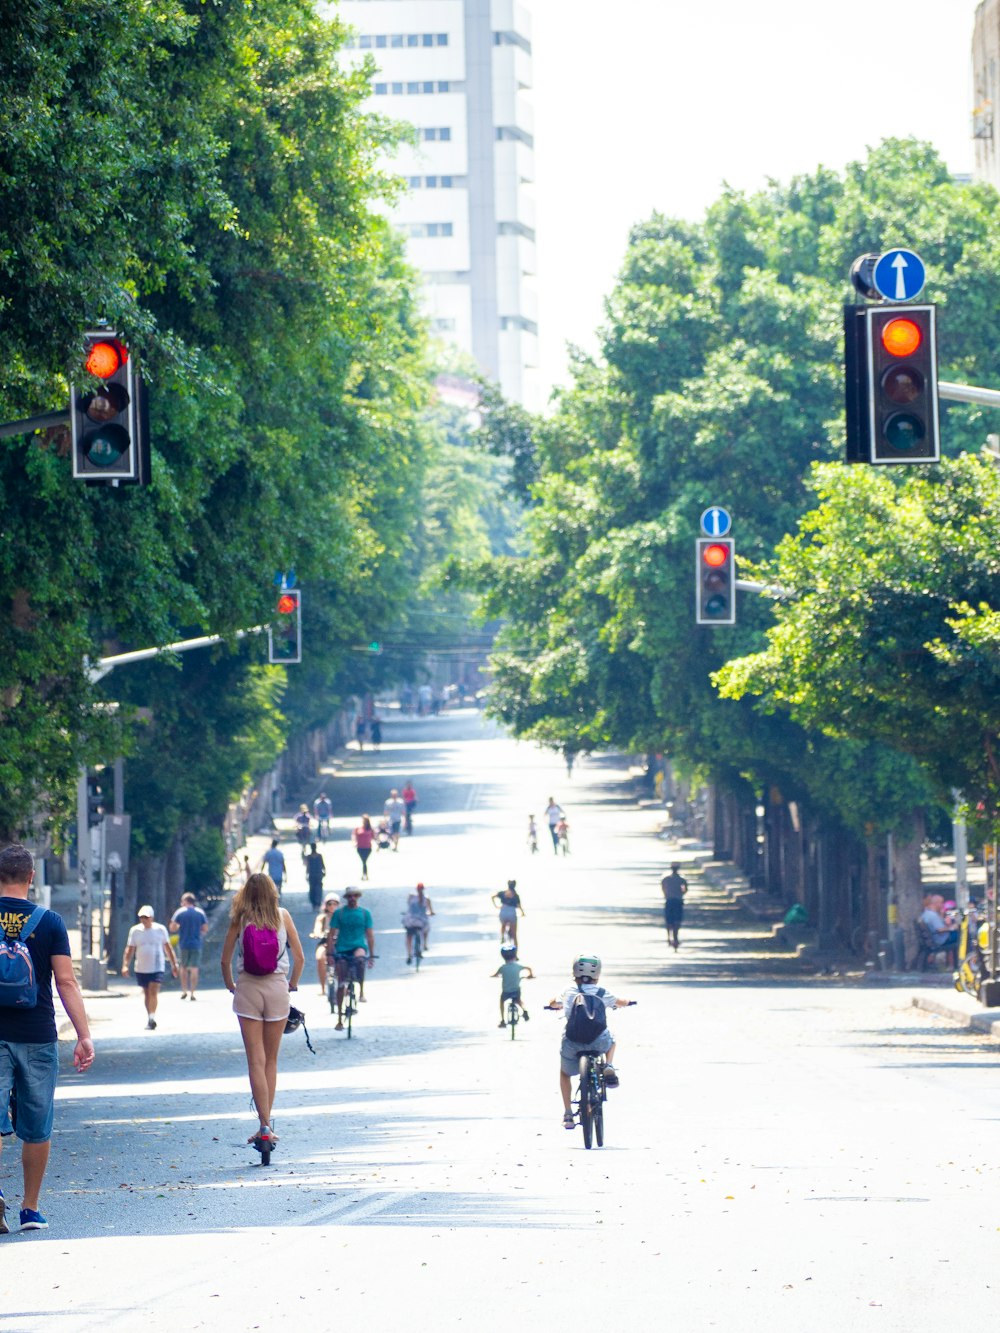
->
xmin=564 ymin=986 xmax=608 ymax=1043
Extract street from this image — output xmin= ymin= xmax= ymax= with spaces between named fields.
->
xmin=5 ymin=710 xmax=1000 ymax=1331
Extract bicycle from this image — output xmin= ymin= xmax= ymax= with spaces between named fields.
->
xmin=405 ymin=924 xmax=424 ymax=971
xmin=545 ymin=1001 xmax=636 ymax=1149
xmin=328 ymin=954 xmax=376 ymax=1038
xmin=505 ymin=995 xmax=521 ymax=1039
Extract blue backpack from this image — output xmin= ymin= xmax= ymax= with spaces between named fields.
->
xmin=0 ymin=906 xmax=47 ymax=1009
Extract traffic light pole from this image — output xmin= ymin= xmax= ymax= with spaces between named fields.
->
xmin=77 ymin=625 xmax=267 ymax=988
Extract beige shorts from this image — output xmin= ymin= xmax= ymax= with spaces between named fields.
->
xmin=233 ymin=970 xmax=290 ymax=1022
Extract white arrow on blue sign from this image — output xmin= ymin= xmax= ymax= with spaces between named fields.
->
xmin=700 ymin=506 xmax=732 ymax=538
xmin=872 ymin=249 xmax=926 ymax=303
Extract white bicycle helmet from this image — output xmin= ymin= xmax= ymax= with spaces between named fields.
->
xmin=572 ymin=954 xmax=602 ymax=983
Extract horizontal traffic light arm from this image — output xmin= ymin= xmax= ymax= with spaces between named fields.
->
xmin=87 ymin=626 xmax=267 ymax=683
xmin=0 ymin=409 xmax=70 ymax=440
xmin=938 ymin=381 xmax=1000 ymax=409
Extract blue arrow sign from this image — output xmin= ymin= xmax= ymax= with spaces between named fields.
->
xmin=700 ymin=506 xmax=732 ymax=538
xmin=872 ymin=249 xmax=926 ymax=302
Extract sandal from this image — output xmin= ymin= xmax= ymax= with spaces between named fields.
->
xmin=563 ymin=1111 xmax=575 ymax=1130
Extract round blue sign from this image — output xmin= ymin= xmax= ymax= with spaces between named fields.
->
xmin=700 ymin=506 xmax=732 ymax=538
xmin=872 ymin=249 xmax=926 ymax=303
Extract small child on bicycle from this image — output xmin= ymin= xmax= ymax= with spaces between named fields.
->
xmin=550 ymin=954 xmax=632 ymax=1129
xmin=491 ymin=945 xmax=534 ymax=1028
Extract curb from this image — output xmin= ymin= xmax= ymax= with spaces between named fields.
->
xmin=911 ymin=991 xmax=1000 ymax=1039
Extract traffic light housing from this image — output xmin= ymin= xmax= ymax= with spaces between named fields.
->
xmin=268 ymin=588 xmax=302 ymax=663
xmin=696 ymin=538 xmax=735 ymax=625
xmin=86 ymin=772 xmax=106 ymax=828
xmin=844 ymin=305 xmax=940 ymax=465
xmin=71 ymin=332 xmax=146 ymax=482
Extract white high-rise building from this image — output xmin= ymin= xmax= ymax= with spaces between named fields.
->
xmin=973 ymin=0 xmax=1000 ymax=189
xmin=336 ymin=0 xmax=538 ymax=405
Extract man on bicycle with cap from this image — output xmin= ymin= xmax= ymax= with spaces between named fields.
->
xmin=326 ymin=888 xmax=375 ymax=1030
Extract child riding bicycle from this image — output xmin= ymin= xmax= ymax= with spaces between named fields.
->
xmin=549 ymin=954 xmax=632 ymax=1130
xmin=491 ymin=945 xmax=534 ymax=1027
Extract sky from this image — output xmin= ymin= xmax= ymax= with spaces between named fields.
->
xmin=528 ymin=0 xmax=977 ymax=405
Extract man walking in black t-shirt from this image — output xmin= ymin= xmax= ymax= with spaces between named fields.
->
xmin=661 ymin=862 xmax=688 ymax=951
xmin=0 ymin=844 xmax=94 ymax=1234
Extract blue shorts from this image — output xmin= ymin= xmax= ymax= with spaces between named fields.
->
xmin=135 ymin=971 xmax=165 ymax=987
xmin=0 ymin=1040 xmax=59 ymax=1143
xmin=560 ymin=1031 xmax=613 ymax=1077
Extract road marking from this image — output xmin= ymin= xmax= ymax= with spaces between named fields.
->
xmin=465 ymin=783 xmax=480 ymax=810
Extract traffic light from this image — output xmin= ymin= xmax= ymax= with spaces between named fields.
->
xmin=696 ymin=538 xmax=735 ymax=625
xmin=71 ymin=332 xmax=144 ymax=482
xmin=844 ymin=305 xmax=940 ymax=464
xmin=367 ymin=641 xmax=383 ymax=655
xmin=86 ymin=772 xmax=105 ymax=828
xmin=268 ymin=588 xmax=302 ymax=664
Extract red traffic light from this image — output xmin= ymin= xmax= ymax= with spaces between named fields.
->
xmin=702 ymin=542 xmax=730 ymax=568
xmin=276 ymin=592 xmax=298 ymax=615
xmin=880 ymin=318 xmax=922 ymax=359
xmin=84 ymin=339 xmax=127 ymax=379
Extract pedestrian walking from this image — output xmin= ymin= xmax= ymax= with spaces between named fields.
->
xmin=0 ymin=844 xmax=95 ymax=1234
xmin=370 ymin=718 xmax=382 ymax=749
xmin=259 ymin=839 xmax=286 ymax=895
xmin=305 ymin=842 xmax=326 ymax=910
xmin=352 ymin=815 xmax=374 ymax=880
xmin=544 ymin=797 xmax=564 ymax=854
xmin=661 ymin=862 xmax=688 ymax=950
xmin=169 ymin=892 xmax=208 ymax=1000
xmin=122 ymin=906 xmax=179 ymax=1029
xmin=355 ymin=716 xmax=367 ymax=750
xmin=220 ymin=873 xmax=304 ymax=1151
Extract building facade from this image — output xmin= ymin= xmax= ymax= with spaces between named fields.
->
xmin=973 ymin=0 xmax=1000 ymax=188
xmin=336 ymin=0 xmax=538 ymax=405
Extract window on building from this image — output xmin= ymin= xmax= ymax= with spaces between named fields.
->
xmin=493 ymin=31 xmax=532 ymax=54
xmin=376 ymin=34 xmax=387 ymax=47
xmin=432 ymin=318 xmax=457 ymax=331
xmin=402 ymin=222 xmax=454 ymax=238
xmin=359 ymin=34 xmax=372 ymax=48
xmin=440 ymin=127 xmax=452 ymax=141
xmin=376 ymin=84 xmax=456 ymax=98
xmin=500 ymin=315 xmax=539 ymax=335
xmin=496 ymin=126 xmax=534 ymax=148
xmin=391 ymin=34 xmax=404 ymax=47
xmin=498 ymin=221 xmax=537 ymax=242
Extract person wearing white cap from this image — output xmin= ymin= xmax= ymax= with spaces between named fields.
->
xmin=122 ymin=906 xmax=178 ymax=1030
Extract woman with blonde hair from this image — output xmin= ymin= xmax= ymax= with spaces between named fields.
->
xmin=221 ymin=873 xmax=304 ymax=1154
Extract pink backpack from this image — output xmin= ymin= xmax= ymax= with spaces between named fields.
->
xmin=242 ymin=922 xmax=281 ymax=975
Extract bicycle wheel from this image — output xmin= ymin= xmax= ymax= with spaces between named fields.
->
xmin=346 ymin=982 xmax=355 ymax=1039
xmin=578 ymin=1056 xmax=593 ymax=1149
xmin=327 ymin=976 xmax=337 ymax=1014
xmin=508 ymin=1002 xmax=518 ymax=1039
xmin=594 ymin=1074 xmax=605 ymax=1147
xmin=413 ymin=934 xmax=422 ymax=971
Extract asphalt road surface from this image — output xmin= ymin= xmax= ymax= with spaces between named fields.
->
xmin=4 ymin=710 xmax=1000 ymax=1332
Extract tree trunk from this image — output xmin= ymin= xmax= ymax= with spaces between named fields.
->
xmin=891 ymin=809 xmax=925 ymax=969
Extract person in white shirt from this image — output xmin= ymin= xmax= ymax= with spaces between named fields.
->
xmin=122 ymin=906 xmax=179 ymax=1030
